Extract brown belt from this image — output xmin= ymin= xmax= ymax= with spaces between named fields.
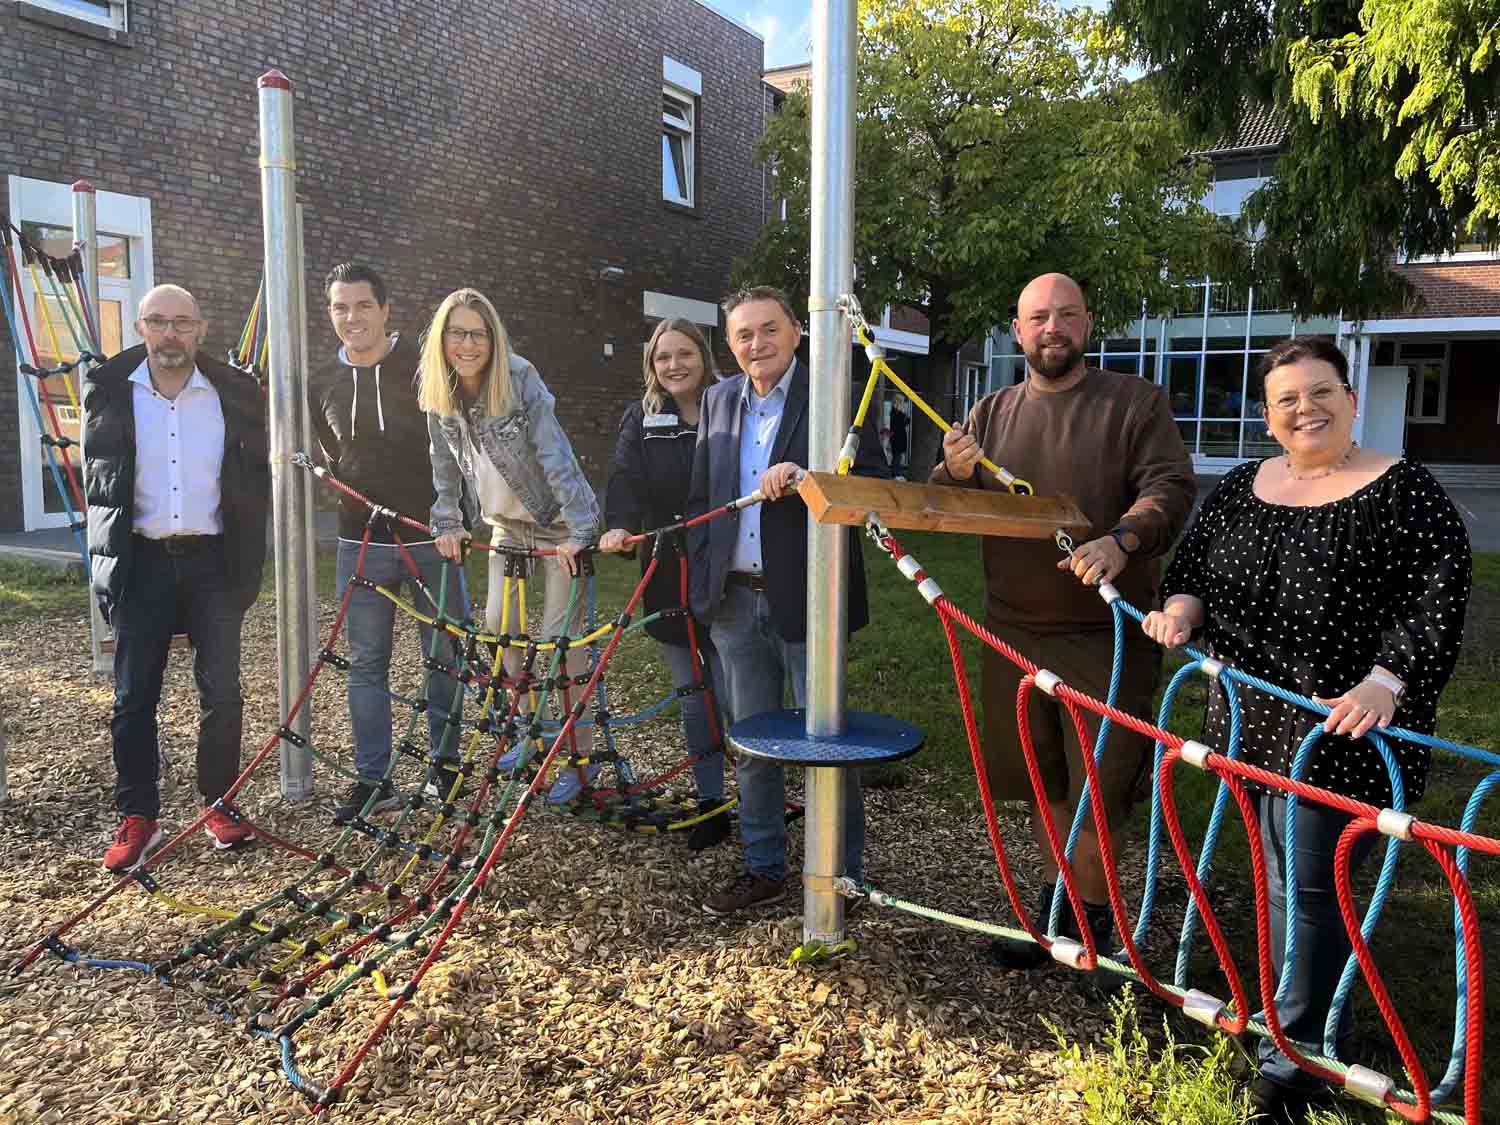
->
xmin=726 ymin=570 xmax=768 ymax=593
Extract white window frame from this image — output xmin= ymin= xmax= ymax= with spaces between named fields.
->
xmin=1397 ymin=339 xmax=1450 ymax=424
xmin=20 ymin=0 xmax=127 ymax=30
xmin=8 ymin=175 xmax=153 ymax=531
xmin=662 ymin=84 xmax=696 ymax=207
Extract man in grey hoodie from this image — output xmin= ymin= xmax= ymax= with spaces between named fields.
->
xmin=312 ymin=263 xmax=466 ymax=822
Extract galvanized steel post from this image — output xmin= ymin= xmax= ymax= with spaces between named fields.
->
xmin=258 ymin=69 xmax=315 ymax=800
xmin=72 ymin=179 xmax=113 ymax=678
xmin=803 ymin=0 xmax=858 ymax=945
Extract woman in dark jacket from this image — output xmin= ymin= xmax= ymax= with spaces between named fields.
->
xmin=599 ymin=317 xmax=728 ymax=849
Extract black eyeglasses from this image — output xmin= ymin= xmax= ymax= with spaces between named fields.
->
xmin=141 ymin=315 xmax=201 ymax=334
xmin=445 ymin=327 xmax=491 ymax=345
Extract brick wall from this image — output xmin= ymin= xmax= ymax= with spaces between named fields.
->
xmin=0 ymin=0 xmax=765 ymax=530
xmin=1392 ymin=261 xmax=1500 ymax=318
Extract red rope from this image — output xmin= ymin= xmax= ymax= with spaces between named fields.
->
xmin=875 ymin=525 xmax=1499 ymax=1122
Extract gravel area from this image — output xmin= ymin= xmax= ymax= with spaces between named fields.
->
xmin=0 ymin=597 xmax=1204 ymax=1124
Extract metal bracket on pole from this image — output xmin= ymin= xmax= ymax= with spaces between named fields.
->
xmin=259 ymin=69 xmax=315 ymax=800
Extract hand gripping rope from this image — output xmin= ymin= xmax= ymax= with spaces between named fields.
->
xmin=833 ymin=292 xmax=1032 ymax=494
xmin=7 ymin=458 xmax=803 ymax=1109
xmin=863 ymin=513 xmax=1496 ymax=1125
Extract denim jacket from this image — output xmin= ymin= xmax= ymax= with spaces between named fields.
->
xmin=428 ymin=353 xmax=600 ymax=543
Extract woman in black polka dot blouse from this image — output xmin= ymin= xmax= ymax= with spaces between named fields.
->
xmin=1142 ymin=336 xmax=1472 ymax=1121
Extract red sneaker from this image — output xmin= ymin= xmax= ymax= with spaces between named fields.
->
xmin=203 ymin=804 xmax=255 ymax=849
xmin=103 ymin=816 xmax=164 ymax=873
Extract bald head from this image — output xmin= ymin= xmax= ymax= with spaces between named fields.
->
xmin=1017 ymin=273 xmax=1086 ymax=318
xmin=1012 ymin=272 xmax=1093 ymax=385
xmin=139 ymin=283 xmax=202 ymax=320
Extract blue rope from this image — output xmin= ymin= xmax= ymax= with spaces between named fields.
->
xmin=1172 ymin=672 xmax=1245 ymax=990
xmin=1047 ymin=601 xmax=1127 ymax=941
xmin=1134 ymin=659 xmax=1204 ymax=945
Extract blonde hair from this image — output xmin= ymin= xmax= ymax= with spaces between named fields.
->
xmin=641 ymin=317 xmax=716 ymax=414
xmin=417 ymin=288 xmax=515 ymax=417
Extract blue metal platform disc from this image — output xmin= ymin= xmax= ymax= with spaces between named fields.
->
xmin=728 ymin=708 xmax=924 ymax=765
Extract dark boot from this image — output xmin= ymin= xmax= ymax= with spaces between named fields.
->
xmin=988 ymin=882 xmax=1055 ymax=969
xmin=1079 ymin=900 xmax=1128 ymax=997
xmin=687 ymin=799 xmax=731 ymax=851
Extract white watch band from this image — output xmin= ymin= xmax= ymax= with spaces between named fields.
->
xmin=1363 ymin=668 xmax=1406 ymax=702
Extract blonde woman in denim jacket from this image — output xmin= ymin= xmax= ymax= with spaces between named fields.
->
xmin=420 ymin=288 xmax=601 ymax=792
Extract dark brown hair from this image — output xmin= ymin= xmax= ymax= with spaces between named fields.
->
xmin=1258 ymin=336 xmax=1349 ymax=399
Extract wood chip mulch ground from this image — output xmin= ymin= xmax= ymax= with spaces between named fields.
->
xmin=0 ymin=598 xmax=1211 ymax=1124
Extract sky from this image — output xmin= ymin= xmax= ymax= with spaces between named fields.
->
xmin=705 ymin=0 xmax=1112 ymax=69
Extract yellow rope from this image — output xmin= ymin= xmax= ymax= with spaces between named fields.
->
xmin=26 ymin=264 xmax=83 ymax=414
xmin=840 ymin=322 xmax=1032 ymax=495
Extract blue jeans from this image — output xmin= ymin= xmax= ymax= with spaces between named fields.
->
xmin=657 ymin=636 xmax=726 ymax=802
xmin=1258 ymin=792 xmax=1379 ymax=1089
xmin=335 ymin=539 xmax=467 ymax=780
xmin=710 ymin=584 xmax=864 ymax=882
xmin=111 ymin=535 xmax=245 ymax=819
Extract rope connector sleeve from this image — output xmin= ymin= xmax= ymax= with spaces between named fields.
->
xmin=1048 ymin=936 xmax=1086 ymax=969
xmin=1343 ymin=1065 xmax=1394 ymax=1107
xmin=864 ymin=341 xmax=885 ymax=362
xmin=896 ymin=555 xmax=922 ymax=582
xmin=1180 ymin=740 xmax=1212 ymax=770
xmin=1376 ymin=808 xmax=1415 ymax=841
xmin=916 ymin=577 xmax=943 ymax=605
xmin=1181 ymin=989 xmax=1226 ymax=1029
xmin=1198 ymin=656 xmax=1225 ymax=679
xmin=1096 ymin=581 xmax=1122 ymax=605
xmin=1034 ymin=669 xmax=1062 ymax=697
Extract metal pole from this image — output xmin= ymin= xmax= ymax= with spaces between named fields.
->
xmin=803 ymin=0 xmax=857 ymax=945
xmin=258 ymin=69 xmax=314 ymax=800
xmin=71 ymin=179 xmax=113 ymax=678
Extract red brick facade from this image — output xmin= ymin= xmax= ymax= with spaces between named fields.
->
xmin=1392 ymin=261 xmax=1500 ymax=318
xmin=0 ymin=0 xmax=766 ymax=530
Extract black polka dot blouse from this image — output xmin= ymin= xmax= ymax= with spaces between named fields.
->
xmin=1163 ymin=459 xmax=1472 ymax=807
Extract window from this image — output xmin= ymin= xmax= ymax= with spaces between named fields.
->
xmin=21 ymin=0 xmax=127 ymax=31
xmin=1398 ymin=341 xmax=1449 ymax=423
xmin=20 ymin=221 xmax=131 ymax=277
xmin=662 ymin=87 xmax=695 ymax=206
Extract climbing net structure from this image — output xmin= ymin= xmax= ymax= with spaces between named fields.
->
xmin=855 ymin=516 xmax=1496 ymax=1125
xmin=10 ymin=463 xmax=762 ymax=1110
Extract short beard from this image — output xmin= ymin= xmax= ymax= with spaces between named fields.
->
xmin=1024 ymin=341 xmax=1085 ymax=380
xmin=148 ymin=342 xmax=193 ymax=373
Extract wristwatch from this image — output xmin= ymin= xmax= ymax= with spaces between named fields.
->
xmin=1108 ymin=526 xmax=1134 ymax=555
xmin=1363 ymin=668 xmax=1406 ymax=705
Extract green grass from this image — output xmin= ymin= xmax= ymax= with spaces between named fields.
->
xmin=0 ymin=557 xmax=89 ymax=627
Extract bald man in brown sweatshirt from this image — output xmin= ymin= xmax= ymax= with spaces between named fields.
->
xmin=933 ymin=272 xmax=1196 ymax=980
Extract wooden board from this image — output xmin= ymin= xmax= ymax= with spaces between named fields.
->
xmin=798 ymin=471 xmax=1090 ymax=540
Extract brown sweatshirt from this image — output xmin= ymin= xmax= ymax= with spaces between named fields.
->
xmin=930 ymin=368 xmax=1196 ymax=635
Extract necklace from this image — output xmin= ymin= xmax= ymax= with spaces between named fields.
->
xmin=1285 ymin=443 xmax=1355 ymax=481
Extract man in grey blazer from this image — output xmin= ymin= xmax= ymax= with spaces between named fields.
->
xmin=686 ymin=285 xmax=888 ymax=916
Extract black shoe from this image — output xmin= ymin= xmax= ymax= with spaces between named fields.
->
xmin=1077 ymin=900 xmax=1128 ymax=997
xmin=1247 ymin=1074 xmax=1323 ymax=1124
xmin=424 ymin=763 xmax=464 ymax=801
xmin=989 ymin=882 xmax=1055 ymax=969
xmin=686 ymin=799 xmax=731 ymax=851
xmin=334 ymin=780 xmax=399 ymax=824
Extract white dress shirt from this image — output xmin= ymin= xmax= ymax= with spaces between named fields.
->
xmin=130 ymin=359 xmax=226 ymax=538
xmin=729 ymin=359 xmax=796 ymax=574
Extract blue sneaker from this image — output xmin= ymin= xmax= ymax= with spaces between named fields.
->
xmin=545 ymin=764 xmax=602 ymax=805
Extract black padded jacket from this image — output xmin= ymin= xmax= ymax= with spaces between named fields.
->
xmin=83 ymin=344 xmax=271 ymax=621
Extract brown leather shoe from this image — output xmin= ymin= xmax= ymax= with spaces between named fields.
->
xmin=702 ymin=872 xmax=784 ymax=916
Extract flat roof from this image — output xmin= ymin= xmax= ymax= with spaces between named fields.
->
xmin=686 ymin=0 xmax=763 ymax=41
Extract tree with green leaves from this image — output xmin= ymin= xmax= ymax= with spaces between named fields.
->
xmin=734 ymin=0 xmax=1232 ymax=409
xmin=1109 ymin=0 xmax=1497 ymax=317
